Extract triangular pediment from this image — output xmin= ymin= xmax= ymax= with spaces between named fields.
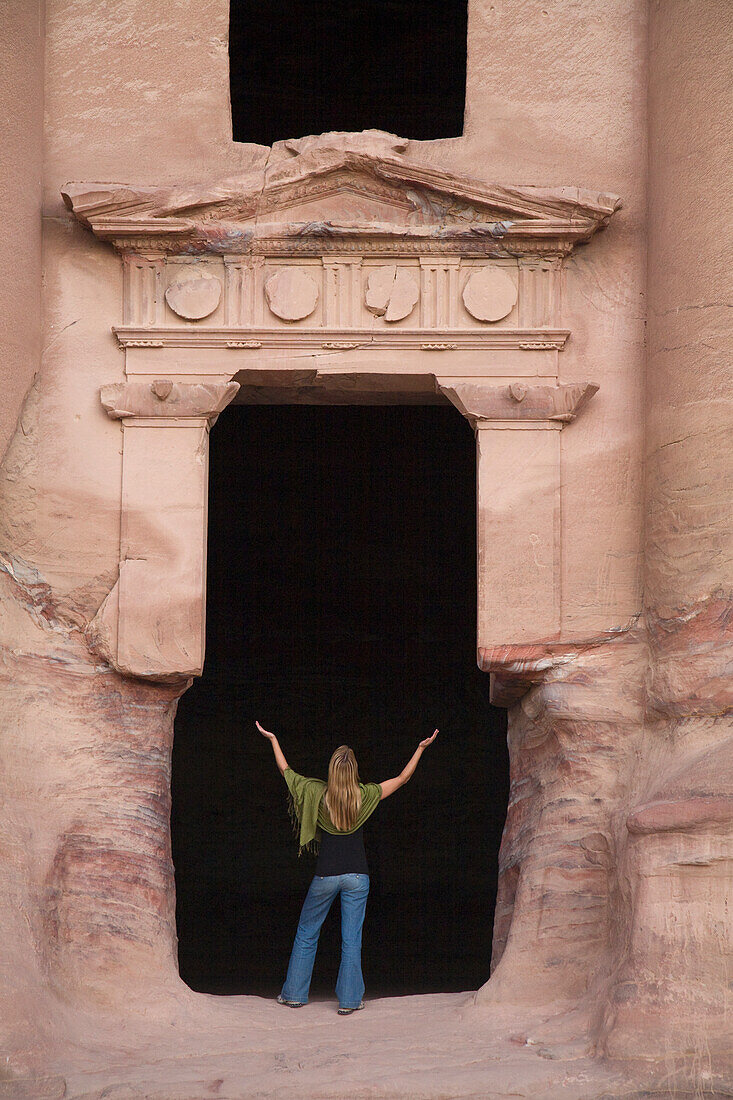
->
xmin=254 ymin=164 xmax=424 ymax=226
xmin=62 ymin=131 xmax=621 ymax=256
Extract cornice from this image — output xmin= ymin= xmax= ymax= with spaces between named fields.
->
xmin=111 ymin=326 xmax=570 ymax=352
xmin=61 ymin=137 xmax=621 ymax=259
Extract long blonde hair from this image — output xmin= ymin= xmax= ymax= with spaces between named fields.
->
xmin=323 ymin=745 xmax=362 ymax=830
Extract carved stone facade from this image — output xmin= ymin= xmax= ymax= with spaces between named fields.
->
xmin=63 ymin=145 xmax=615 ymax=699
xmin=0 ymin=2 xmax=731 ymax=1098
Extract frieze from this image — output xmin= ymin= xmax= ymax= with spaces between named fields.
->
xmin=119 ymin=255 xmax=548 ymax=332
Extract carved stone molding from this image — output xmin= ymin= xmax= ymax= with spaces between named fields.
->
xmin=92 ymin=379 xmax=239 ymax=682
xmin=100 ymin=380 xmax=240 ymax=421
xmin=436 ymin=380 xmax=599 ymax=426
xmin=111 ymin=326 xmax=571 ymax=352
xmin=67 ymin=133 xmax=620 ymax=693
xmin=62 ymin=140 xmax=620 ymax=259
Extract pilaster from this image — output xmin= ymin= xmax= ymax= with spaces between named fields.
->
xmin=89 ymin=381 xmax=239 ymax=680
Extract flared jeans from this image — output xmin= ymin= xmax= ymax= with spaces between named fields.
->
xmin=280 ymin=872 xmax=370 ymax=1009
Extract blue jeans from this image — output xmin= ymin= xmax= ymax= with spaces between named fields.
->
xmin=280 ymin=873 xmax=370 ymax=1009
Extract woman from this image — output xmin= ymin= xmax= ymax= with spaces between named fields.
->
xmin=256 ymin=720 xmax=438 ymax=1015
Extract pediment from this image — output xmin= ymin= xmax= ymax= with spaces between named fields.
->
xmin=62 ymin=132 xmax=621 ymax=258
xmin=257 ymin=167 xmax=420 ymax=225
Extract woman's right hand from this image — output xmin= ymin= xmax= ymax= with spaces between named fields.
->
xmin=419 ymin=728 xmax=439 ymax=749
xmin=256 ymin=720 xmax=276 ymax=740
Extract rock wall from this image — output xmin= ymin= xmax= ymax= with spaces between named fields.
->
xmin=481 ymin=632 xmax=646 ymax=1009
xmin=0 ymin=1 xmax=43 ymax=454
xmin=603 ymin=0 xmax=733 ymax=1066
xmin=0 ymin=0 xmax=730 ymax=1091
xmin=0 ymin=580 xmax=184 ymax=1000
xmin=477 ymin=5 xmax=733 ymax=1082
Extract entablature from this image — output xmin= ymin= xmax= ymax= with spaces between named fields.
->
xmin=63 ymin=136 xmax=620 ymax=387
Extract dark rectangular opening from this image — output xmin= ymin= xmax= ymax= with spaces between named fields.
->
xmin=229 ymin=0 xmax=467 ymax=145
xmin=172 ymin=405 xmax=508 ymax=997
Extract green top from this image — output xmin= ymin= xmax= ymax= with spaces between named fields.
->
xmin=283 ymin=766 xmax=382 ymax=856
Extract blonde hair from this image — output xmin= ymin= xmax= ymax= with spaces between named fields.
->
xmin=323 ymin=745 xmax=362 ymax=831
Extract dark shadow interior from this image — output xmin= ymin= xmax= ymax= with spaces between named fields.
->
xmin=229 ymin=0 xmax=467 ymax=145
xmin=172 ymin=404 xmax=509 ymax=997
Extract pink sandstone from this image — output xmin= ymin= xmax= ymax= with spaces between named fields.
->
xmin=0 ymin=1 xmax=731 ymax=1097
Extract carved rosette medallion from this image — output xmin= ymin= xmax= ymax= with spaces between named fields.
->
xmin=265 ymin=268 xmax=319 ymax=321
xmin=165 ymin=274 xmax=222 ymax=319
xmin=462 ymin=267 xmax=518 ymax=322
xmin=365 ymin=266 xmax=419 ymax=321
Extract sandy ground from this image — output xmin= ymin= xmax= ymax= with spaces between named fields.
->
xmin=29 ymin=988 xmax=648 ymax=1100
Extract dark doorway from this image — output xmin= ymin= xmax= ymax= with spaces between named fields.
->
xmin=229 ymin=0 xmax=467 ymax=145
xmin=172 ymin=404 xmax=509 ymax=997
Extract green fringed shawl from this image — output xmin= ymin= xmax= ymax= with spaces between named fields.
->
xmin=283 ymin=767 xmax=382 ymax=856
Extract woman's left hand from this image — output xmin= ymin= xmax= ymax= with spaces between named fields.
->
xmin=256 ymin=720 xmax=276 ymax=740
xmin=419 ymin=728 xmax=439 ymax=749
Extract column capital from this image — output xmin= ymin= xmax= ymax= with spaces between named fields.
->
xmin=435 ymin=379 xmax=599 ymax=428
xmin=100 ymin=380 xmax=240 ymax=423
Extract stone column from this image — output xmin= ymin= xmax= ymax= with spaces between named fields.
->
xmin=89 ymin=380 xmax=239 ymax=680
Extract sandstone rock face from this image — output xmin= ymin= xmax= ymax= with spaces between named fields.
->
xmin=600 ymin=1 xmax=733 ymax=1066
xmin=0 ymin=0 xmax=731 ymax=1096
xmin=480 ymin=633 xmax=646 ymax=1008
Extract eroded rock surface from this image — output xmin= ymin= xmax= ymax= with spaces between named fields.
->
xmin=1 ymin=0 xmax=732 ymax=1096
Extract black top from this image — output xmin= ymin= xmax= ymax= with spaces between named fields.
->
xmin=315 ymin=826 xmax=369 ymax=876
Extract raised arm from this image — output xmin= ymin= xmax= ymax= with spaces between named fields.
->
xmin=256 ymin=720 xmax=289 ymax=775
xmin=379 ymin=729 xmax=438 ymax=799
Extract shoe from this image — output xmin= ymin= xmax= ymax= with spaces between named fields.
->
xmin=277 ymin=994 xmax=306 ymax=1007
xmin=337 ymin=1001 xmax=365 ymax=1015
